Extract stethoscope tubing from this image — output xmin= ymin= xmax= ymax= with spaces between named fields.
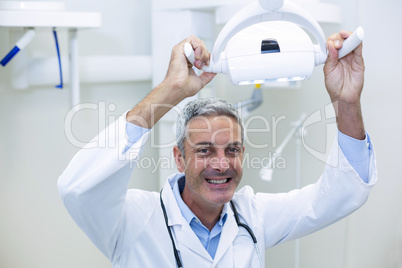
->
xmin=160 ymin=189 xmax=263 ymax=268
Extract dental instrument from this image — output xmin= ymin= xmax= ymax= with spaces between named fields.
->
xmin=1 ymin=28 xmax=35 ymax=67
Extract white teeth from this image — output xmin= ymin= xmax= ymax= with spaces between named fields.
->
xmin=207 ymin=179 xmax=228 ymax=184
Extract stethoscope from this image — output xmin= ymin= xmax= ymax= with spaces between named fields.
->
xmin=160 ymin=190 xmax=264 ymax=268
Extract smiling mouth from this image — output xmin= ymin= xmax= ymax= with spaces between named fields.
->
xmin=205 ymin=178 xmax=231 ymax=184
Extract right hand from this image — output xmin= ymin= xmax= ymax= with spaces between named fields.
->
xmin=163 ymin=35 xmax=216 ymax=99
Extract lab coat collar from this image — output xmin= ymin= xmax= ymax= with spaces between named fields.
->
xmin=161 ymin=172 xmax=187 ymax=226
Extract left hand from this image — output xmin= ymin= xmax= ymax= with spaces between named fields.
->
xmin=323 ymin=30 xmax=365 ymax=105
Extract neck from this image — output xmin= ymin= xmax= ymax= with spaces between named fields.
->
xmin=181 ymin=189 xmax=223 ymax=231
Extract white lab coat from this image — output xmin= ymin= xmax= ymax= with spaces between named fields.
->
xmin=58 ymin=114 xmax=377 ymax=268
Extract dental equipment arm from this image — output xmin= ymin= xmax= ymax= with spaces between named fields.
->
xmin=259 ymin=113 xmax=306 ymax=181
xmin=235 ymin=85 xmax=263 ymax=119
xmin=259 ymin=0 xmax=284 ymax=10
xmin=1 ymin=28 xmax=36 ymax=67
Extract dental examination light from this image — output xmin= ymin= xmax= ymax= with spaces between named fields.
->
xmin=1 ymin=28 xmax=35 ymax=67
xmin=185 ymin=0 xmax=364 ymax=85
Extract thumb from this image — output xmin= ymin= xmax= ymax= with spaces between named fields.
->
xmin=198 ymin=72 xmax=217 ymax=88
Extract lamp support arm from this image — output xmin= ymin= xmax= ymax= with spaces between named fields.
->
xmin=259 ymin=0 xmax=284 ymax=11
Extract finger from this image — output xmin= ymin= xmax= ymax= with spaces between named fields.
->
xmin=339 ymin=30 xmax=353 ymax=39
xmin=189 ymin=36 xmax=204 ymax=66
xmin=191 ymin=39 xmax=202 ymax=60
xmin=327 ymin=32 xmax=339 ymax=41
xmin=328 ymin=32 xmax=345 ymax=50
xmin=324 ymin=40 xmax=339 ymax=73
xmin=329 ymin=30 xmax=355 ymax=51
xmin=349 ymin=42 xmax=364 ymax=68
xmin=188 ymin=36 xmax=211 ymax=69
xmin=199 ymin=40 xmax=211 ymax=65
xmin=354 ymin=42 xmax=363 ymax=58
xmin=169 ymin=42 xmax=188 ymax=71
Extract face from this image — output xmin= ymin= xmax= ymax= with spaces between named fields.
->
xmin=173 ymin=115 xmax=244 ymax=211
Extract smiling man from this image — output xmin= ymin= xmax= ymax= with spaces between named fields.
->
xmin=174 ymin=107 xmax=244 ymax=232
xmin=58 ymin=33 xmax=377 ymax=267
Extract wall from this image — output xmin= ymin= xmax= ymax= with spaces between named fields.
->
xmin=342 ymin=0 xmax=402 ymax=267
xmin=1 ymin=0 xmax=401 ymax=267
xmin=0 ymin=0 xmax=155 ymax=267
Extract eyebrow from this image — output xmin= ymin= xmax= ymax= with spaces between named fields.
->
xmin=194 ymin=141 xmax=243 ymax=147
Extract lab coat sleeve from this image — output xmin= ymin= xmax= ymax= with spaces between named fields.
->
xmin=57 ymin=113 xmax=152 ymax=261
xmin=256 ymin=135 xmax=377 ymax=248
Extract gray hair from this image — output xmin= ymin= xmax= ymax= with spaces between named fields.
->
xmin=176 ymin=98 xmax=244 ymax=157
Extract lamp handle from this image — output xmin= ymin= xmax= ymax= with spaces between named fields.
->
xmin=337 ymin=27 xmax=364 ymax=59
xmin=184 ymin=42 xmax=216 ymax=73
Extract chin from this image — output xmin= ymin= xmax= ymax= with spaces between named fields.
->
xmin=208 ymin=191 xmax=235 ymax=205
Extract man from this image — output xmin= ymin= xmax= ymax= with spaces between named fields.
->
xmin=58 ymin=32 xmax=377 ymax=267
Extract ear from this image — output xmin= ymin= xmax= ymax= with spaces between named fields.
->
xmin=173 ymin=146 xmax=186 ymax=173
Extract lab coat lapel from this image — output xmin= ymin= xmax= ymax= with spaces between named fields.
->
xmin=162 ymin=174 xmax=212 ymax=261
xmin=213 ymin=202 xmax=238 ymax=264
xmin=176 ymin=223 xmax=212 ymax=261
xmin=161 ymin=174 xmax=185 ymax=226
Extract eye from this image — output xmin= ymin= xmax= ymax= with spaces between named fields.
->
xmin=196 ymin=148 xmax=210 ymax=155
xmin=227 ymin=146 xmax=241 ymax=154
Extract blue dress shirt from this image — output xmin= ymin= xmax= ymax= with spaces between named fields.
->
xmin=337 ymin=130 xmax=370 ymax=183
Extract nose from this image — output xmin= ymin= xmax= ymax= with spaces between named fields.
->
xmin=210 ymin=151 xmax=230 ymax=173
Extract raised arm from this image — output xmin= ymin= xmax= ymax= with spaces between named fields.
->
xmin=126 ymin=35 xmax=216 ymax=129
xmin=324 ymin=30 xmax=365 ymax=140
